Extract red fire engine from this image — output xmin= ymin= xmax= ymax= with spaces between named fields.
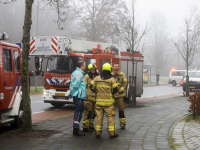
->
xmin=29 ymin=37 xmax=144 ymax=107
xmin=0 ymin=33 xmax=23 ymax=127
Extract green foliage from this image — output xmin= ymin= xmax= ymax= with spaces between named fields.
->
xmin=183 ymin=113 xmax=200 ymax=123
xmin=30 ymin=88 xmax=44 ymax=94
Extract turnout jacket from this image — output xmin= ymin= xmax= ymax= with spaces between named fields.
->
xmin=111 ymin=71 xmax=127 ymax=98
xmin=90 ymin=75 xmax=118 ymax=106
xmin=85 ymin=74 xmax=96 ymax=102
xmin=69 ymin=67 xmax=86 ymax=99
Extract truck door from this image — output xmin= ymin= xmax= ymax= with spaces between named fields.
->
xmin=2 ymin=47 xmax=14 ymax=109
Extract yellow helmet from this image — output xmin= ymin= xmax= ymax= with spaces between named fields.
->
xmin=102 ymin=63 xmax=112 ymax=72
xmin=88 ymin=63 xmax=97 ymax=72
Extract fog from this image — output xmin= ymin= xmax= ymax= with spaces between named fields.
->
xmin=1 ymin=0 xmax=200 ymax=84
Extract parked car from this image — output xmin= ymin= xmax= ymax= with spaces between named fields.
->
xmin=169 ymin=70 xmax=186 ymax=86
xmin=183 ymin=71 xmax=200 ymax=92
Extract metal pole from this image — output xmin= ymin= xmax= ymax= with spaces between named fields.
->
xmin=186 ymin=22 xmax=189 ymax=96
xmin=193 ymin=95 xmax=195 ymax=118
xmin=35 ymin=0 xmax=39 ymax=92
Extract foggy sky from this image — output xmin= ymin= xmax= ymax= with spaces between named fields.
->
xmin=125 ymin=0 xmax=200 ymax=37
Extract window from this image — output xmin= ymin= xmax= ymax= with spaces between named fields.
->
xmin=13 ymin=50 xmax=20 ymax=72
xmin=104 ymin=59 xmax=110 ymax=64
xmin=171 ymin=71 xmax=185 ymax=76
xmin=46 ymin=56 xmax=82 ymax=73
xmin=3 ymin=49 xmax=12 ymax=72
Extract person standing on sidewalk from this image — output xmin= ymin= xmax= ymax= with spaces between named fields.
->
xmin=69 ymin=61 xmax=86 ymax=136
xmin=90 ymin=63 xmax=119 ymax=138
xmin=112 ymin=62 xmax=128 ymax=129
xmin=156 ymin=70 xmax=160 ymax=85
xmin=83 ymin=64 xmax=99 ymax=132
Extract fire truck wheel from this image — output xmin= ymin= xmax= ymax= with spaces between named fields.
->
xmin=172 ymin=81 xmax=176 ymax=86
xmin=51 ymin=103 xmax=65 ymax=108
xmin=10 ymin=102 xmax=23 ymax=128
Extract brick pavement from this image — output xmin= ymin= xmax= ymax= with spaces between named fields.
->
xmin=172 ymin=120 xmax=200 ymax=150
xmin=0 ymin=97 xmax=190 ymax=150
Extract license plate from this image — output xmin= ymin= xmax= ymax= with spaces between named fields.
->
xmin=190 ymin=87 xmax=195 ymax=89
xmin=56 ymin=93 xmax=65 ymax=96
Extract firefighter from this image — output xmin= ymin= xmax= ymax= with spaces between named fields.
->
xmin=90 ymin=63 xmax=119 ymax=138
xmin=83 ymin=64 xmax=99 ymax=132
xmin=112 ymin=62 xmax=128 ymax=129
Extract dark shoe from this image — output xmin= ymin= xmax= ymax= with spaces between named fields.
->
xmin=83 ymin=128 xmax=93 ymax=132
xmin=73 ymin=128 xmax=85 ymax=136
xmin=110 ymin=134 xmax=119 ymax=138
xmin=96 ymin=135 xmax=101 ymax=138
xmin=90 ymin=127 xmax=95 ymax=131
xmin=121 ymin=126 xmax=125 ymax=130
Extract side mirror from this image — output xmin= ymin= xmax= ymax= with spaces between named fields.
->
xmin=35 ymin=57 xmax=43 ymax=76
xmin=35 ymin=57 xmax=40 ymax=70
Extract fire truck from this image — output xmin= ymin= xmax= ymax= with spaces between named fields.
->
xmin=29 ymin=36 xmax=144 ymax=107
xmin=0 ymin=33 xmax=23 ymax=127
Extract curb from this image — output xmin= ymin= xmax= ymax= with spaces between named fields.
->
xmin=168 ymin=113 xmax=190 ymax=150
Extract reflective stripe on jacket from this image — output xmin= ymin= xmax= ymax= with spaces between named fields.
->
xmin=69 ymin=67 xmax=86 ymax=99
xmin=111 ymin=71 xmax=128 ymax=98
xmin=90 ymin=76 xmax=117 ymax=106
xmin=85 ymin=74 xmax=96 ymax=102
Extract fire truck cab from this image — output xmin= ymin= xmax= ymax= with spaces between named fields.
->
xmin=29 ymin=37 xmax=144 ymax=107
xmin=0 ymin=33 xmax=23 ymax=127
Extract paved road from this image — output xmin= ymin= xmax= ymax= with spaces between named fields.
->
xmin=31 ymin=96 xmax=75 ymax=114
xmin=31 ymin=85 xmax=183 ymax=114
xmin=141 ymin=85 xmax=183 ymax=98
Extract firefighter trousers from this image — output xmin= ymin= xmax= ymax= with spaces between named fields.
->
xmin=115 ymin=97 xmax=126 ymax=127
xmin=95 ymin=104 xmax=117 ymax=136
xmin=83 ymin=100 xmax=95 ymax=129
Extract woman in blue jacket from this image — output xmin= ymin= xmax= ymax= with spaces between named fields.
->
xmin=69 ymin=61 xmax=86 ymax=136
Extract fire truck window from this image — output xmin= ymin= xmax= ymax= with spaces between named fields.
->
xmin=105 ymin=59 xmax=110 ymax=64
xmin=13 ymin=51 xmax=20 ymax=72
xmin=3 ymin=49 xmax=12 ymax=72
xmin=46 ymin=56 xmax=78 ymax=73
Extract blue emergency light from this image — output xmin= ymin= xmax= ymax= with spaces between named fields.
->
xmin=16 ymin=42 xmax=21 ymax=48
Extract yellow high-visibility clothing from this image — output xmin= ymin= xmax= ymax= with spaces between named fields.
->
xmin=112 ymin=71 xmax=127 ymax=98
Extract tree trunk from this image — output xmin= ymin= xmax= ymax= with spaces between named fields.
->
xmin=131 ymin=0 xmax=136 ymax=106
xmin=22 ymin=0 xmax=34 ymax=131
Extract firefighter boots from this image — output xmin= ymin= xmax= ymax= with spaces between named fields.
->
xmin=83 ymin=101 xmax=95 ymax=132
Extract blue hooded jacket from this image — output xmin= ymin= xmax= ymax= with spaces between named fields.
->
xmin=69 ymin=67 xmax=86 ymax=99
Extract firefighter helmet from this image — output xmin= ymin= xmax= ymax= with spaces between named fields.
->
xmin=102 ymin=63 xmax=112 ymax=72
xmin=88 ymin=63 xmax=97 ymax=72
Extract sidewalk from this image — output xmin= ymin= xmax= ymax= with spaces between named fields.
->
xmin=0 ymin=97 xmax=190 ymax=150
xmin=171 ymin=118 xmax=200 ymax=150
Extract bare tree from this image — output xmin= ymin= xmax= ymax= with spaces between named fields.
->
xmin=148 ymin=12 xmax=170 ymax=71
xmin=116 ymin=0 xmax=148 ymax=106
xmin=71 ymin=0 xmax=127 ymax=43
xmin=0 ymin=0 xmax=70 ymax=130
xmin=174 ymin=7 xmax=200 ymax=97
xmin=174 ymin=8 xmax=200 ymax=68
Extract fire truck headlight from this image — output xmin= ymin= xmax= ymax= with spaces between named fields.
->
xmin=43 ymin=91 xmax=49 ymax=96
